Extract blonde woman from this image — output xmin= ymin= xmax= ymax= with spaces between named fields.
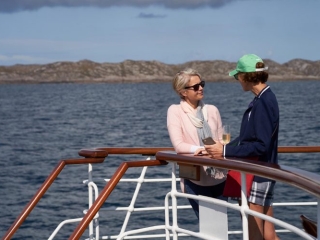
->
xmin=167 ymin=68 xmax=227 ymax=219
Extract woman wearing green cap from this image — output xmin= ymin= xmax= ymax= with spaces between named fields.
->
xmin=199 ymin=54 xmax=280 ymax=240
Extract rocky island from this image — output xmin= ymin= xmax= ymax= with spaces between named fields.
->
xmin=0 ymin=58 xmax=319 ymax=83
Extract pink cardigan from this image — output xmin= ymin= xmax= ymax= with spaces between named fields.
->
xmin=167 ymin=101 xmax=226 ymax=189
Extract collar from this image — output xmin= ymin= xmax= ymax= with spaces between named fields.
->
xmin=248 ymin=85 xmax=270 ymax=109
xmin=257 ymin=85 xmax=270 ymax=99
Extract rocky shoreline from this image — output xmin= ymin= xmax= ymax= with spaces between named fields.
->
xmin=0 ymin=58 xmax=320 ymax=83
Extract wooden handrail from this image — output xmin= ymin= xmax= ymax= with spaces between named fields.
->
xmin=278 ymin=146 xmax=320 ymax=153
xmin=78 ymin=146 xmax=320 ymax=157
xmin=155 ymin=151 xmax=320 ymax=197
xmin=2 ymin=150 xmax=108 ymax=240
xmin=81 ymin=147 xmax=175 ymax=156
xmin=68 ymin=159 xmax=168 ymax=240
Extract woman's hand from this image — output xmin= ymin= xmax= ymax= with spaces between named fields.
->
xmin=204 ymin=141 xmax=223 ymax=158
xmin=194 ymin=148 xmax=207 ymax=156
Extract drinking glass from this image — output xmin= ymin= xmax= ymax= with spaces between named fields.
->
xmin=222 ymin=125 xmax=231 ymax=145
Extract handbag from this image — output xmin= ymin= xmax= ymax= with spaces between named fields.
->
xmin=223 ymin=125 xmax=277 ymax=198
xmin=222 ymin=170 xmax=254 ymax=198
xmin=222 ymin=156 xmax=258 ymax=198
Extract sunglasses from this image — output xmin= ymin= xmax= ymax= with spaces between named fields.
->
xmin=234 ymin=73 xmax=239 ymax=81
xmin=184 ymin=81 xmax=205 ymax=91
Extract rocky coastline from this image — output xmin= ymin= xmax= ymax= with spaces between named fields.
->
xmin=0 ymin=58 xmax=320 ymax=83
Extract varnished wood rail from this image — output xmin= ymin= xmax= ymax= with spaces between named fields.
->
xmin=155 ymin=151 xmax=320 ymax=197
xmin=278 ymin=146 xmax=320 ymax=153
xmin=82 ymin=146 xmax=320 ymax=155
xmin=95 ymin=147 xmax=174 ymax=155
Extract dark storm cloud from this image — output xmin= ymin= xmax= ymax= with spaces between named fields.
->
xmin=0 ymin=0 xmax=234 ymax=13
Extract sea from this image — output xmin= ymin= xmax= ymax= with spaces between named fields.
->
xmin=0 ymin=80 xmax=320 ymax=240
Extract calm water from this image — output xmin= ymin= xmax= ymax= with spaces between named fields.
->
xmin=0 ymin=81 xmax=320 ymax=239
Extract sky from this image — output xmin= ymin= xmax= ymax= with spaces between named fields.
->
xmin=0 ymin=0 xmax=319 ymax=66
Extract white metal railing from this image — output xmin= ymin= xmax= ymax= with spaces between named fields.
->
xmin=4 ymin=147 xmax=319 ymax=240
xmin=48 ymin=157 xmax=318 ymax=240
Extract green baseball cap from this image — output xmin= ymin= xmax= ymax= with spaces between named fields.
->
xmin=229 ymin=54 xmax=268 ymax=76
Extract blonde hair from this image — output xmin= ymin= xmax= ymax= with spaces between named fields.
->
xmin=172 ymin=68 xmax=201 ymax=99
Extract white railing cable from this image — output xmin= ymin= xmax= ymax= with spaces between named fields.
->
xmin=318 ymin=198 xmax=320 ymax=239
xmin=116 ymin=169 xmax=317 ymax=240
xmin=167 ymin=189 xmax=316 ymax=240
xmin=102 ymin=166 xmax=318 ymax=240
xmin=88 ymin=163 xmax=94 ymax=240
xmin=104 ymin=178 xmax=181 ymax=182
xmin=240 ymin=172 xmax=249 ymax=240
xmin=119 ymin=156 xmax=151 ymax=236
xmin=244 ymin=208 xmax=315 ymax=240
xmin=49 ymin=154 xmax=318 ymax=240
xmin=116 ymin=225 xmax=167 ymax=240
xmin=48 ymin=180 xmax=100 ymax=240
xmin=50 ymin=175 xmax=318 ymax=239
xmin=87 ymin=181 xmax=100 ymax=240
xmin=48 ymin=218 xmax=83 ymax=240
xmin=101 ymin=232 xmax=190 ymax=239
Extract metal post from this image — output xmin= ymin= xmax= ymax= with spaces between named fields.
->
xmin=171 ymin=163 xmax=178 ymax=240
xmin=317 ymin=198 xmax=320 ymax=239
xmin=119 ymin=157 xmax=151 ymax=235
xmin=88 ymin=163 xmax=94 ymax=239
xmin=241 ymin=172 xmax=249 ymax=240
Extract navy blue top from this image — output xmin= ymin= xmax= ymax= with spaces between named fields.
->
xmin=224 ymin=86 xmax=279 ymax=180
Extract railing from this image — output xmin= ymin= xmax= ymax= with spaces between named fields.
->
xmin=156 ymin=151 xmax=320 ymax=240
xmin=2 ymin=146 xmax=320 ymax=240
xmin=1 ymin=150 xmax=108 ymax=240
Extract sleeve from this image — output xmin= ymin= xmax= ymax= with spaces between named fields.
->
xmin=228 ymin=136 xmax=240 ymax=146
xmin=167 ymin=105 xmax=201 ymax=154
xmin=225 ymin=98 xmax=276 ymax=157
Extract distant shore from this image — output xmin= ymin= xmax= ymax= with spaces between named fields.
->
xmin=1 ymin=59 xmax=319 ymax=83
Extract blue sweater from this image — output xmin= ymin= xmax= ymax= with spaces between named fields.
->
xmin=225 ymin=86 xmax=279 ymax=168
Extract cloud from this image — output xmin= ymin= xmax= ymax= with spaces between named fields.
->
xmin=137 ymin=12 xmax=166 ymax=19
xmin=0 ymin=0 xmax=234 ymax=13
